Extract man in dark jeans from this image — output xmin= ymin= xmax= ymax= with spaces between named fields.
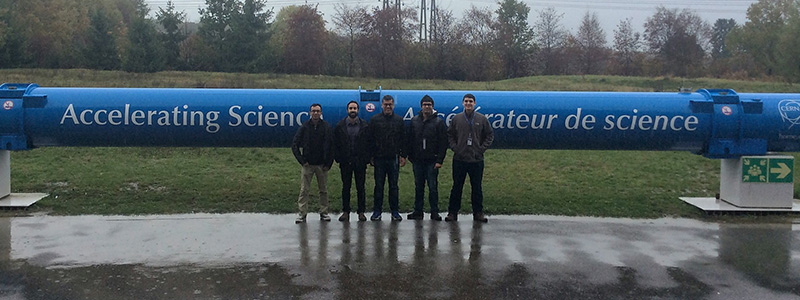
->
xmin=334 ymin=101 xmax=370 ymax=222
xmin=368 ymin=95 xmax=407 ymax=222
xmin=407 ymin=95 xmax=447 ymax=221
xmin=446 ymin=93 xmax=494 ymax=223
xmin=291 ymin=103 xmax=334 ymax=224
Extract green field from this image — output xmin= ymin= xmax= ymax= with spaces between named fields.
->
xmin=3 ymin=69 xmax=800 ymax=219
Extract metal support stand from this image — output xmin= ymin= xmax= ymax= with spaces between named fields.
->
xmin=681 ymin=155 xmax=800 ymax=212
xmin=0 ymin=150 xmax=47 ymax=208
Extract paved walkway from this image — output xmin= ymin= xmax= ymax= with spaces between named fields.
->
xmin=1 ymin=214 xmax=799 ymax=299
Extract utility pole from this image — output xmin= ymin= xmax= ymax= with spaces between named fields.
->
xmin=420 ymin=0 xmax=427 ymax=42
xmin=430 ymin=0 xmax=437 ymax=43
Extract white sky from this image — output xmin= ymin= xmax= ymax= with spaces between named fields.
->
xmin=144 ymin=0 xmax=759 ymax=41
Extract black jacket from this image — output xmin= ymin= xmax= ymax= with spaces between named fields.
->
xmin=333 ymin=117 xmax=370 ymax=166
xmin=291 ymin=119 xmax=334 ymax=168
xmin=368 ymin=112 xmax=407 ymax=159
xmin=408 ymin=113 xmax=447 ymax=164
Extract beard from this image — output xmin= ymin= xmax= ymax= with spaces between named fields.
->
xmin=348 ymin=111 xmax=358 ymax=118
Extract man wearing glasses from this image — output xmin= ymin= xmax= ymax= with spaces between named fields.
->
xmin=292 ymin=104 xmax=334 ymax=223
xmin=407 ymin=95 xmax=447 ymax=221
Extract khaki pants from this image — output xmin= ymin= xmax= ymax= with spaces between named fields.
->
xmin=297 ymin=164 xmax=329 ymax=217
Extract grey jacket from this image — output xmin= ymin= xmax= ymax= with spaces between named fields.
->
xmin=448 ymin=112 xmax=494 ymax=163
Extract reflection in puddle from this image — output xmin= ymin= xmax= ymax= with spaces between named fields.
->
xmin=0 ymin=214 xmax=798 ymax=298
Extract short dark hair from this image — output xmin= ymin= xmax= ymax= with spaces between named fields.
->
xmin=420 ymin=95 xmax=434 ymax=106
xmin=347 ymin=100 xmax=359 ymax=108
xmin=382 ymin=95 xmax=394 ymax=103
xmin=463 ymin=93 xmax=475 ymax=101
xmin=310 ymin=103 xmax=322 ymax=110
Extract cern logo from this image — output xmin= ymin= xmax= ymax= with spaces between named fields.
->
xmin=779 ymin=100 xmax=800 ymax=129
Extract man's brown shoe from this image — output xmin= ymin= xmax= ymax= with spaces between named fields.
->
xmin=357 ymin=212 xmax=367 ymax=222
xmin=338 ymin=213 xmax=350 ymax=222
xmin=444 ymin=213 xmax=458 ymax=222
xmin=473 ymin=212 xmax=488 ymax=223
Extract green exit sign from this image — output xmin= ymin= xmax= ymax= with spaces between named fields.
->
xmin=742 ymin=157 xmax=794 ymax=183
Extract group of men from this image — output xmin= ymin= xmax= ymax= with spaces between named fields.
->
xmin=291 ymin=94 xmax=494 ymax=224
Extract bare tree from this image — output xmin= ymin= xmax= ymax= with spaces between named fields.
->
xmin=333 ymin=4 xmax=368 ymax=77
xmin=358 ymin=6 xmax=417 ymax=78
xmin=427 ymin=8 xmax=459 ymax=79
xmin=613 ymin=18 xmax=641 ymax=76
xmin=534 ymin=7 xmax=566 ymax=75
xmin=454 ymin=5 xmax=502 ymax=80
xmin=575 ymin=12 xmax=607 ymax=75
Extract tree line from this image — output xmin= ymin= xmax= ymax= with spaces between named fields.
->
xmin=1 ymin=0 xmax=799 ymax=82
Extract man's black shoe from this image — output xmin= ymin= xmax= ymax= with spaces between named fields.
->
xmin=407 ymin=212 xmax=424 ymax=220
xmin=444 ymin=213 xmax=458 ymax=222
xmin=430 ymin=213 xmax=442 ymax=221
xmin=473 ymin=212 xmax=488 ymax=223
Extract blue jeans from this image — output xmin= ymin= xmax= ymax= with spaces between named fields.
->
xmin=448 ymin=160 xmax=484 ymax=214
xmin=373 ymin=157 xmax=400 ymax=213
xmin=412 ymin=161 xmax=439 ymax=214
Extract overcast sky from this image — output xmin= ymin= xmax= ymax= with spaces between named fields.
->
xmin=144 ymin=0 xmax=759 ymax=40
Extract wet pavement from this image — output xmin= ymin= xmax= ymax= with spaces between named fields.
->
xmin=1 ymin=214 xmax=799 ymax=299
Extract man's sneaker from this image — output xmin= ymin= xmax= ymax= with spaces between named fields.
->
xmin=430 ymin=213 xmax=442 ymax=221
xmin=391 ymin=211 xmax=403 ymax=221
xmin=320 ymin=214 xmax=332 ymax=222
xmin=370 ymin=211 xmax=382 ymax=221
xmin=407 ymin=211 xmax=424 ymax=220
xmin=338 ymin=213 xmax=350 ymax=222
xmin=473 ymin=212 xmax=488 ymax=223
xmin=358 ymin=212 xmax=367 ymax=222
xmin=295 ymin=215 xmax=306 ymax=224
xmin=444 ymin=213 xmax=458 ymax=222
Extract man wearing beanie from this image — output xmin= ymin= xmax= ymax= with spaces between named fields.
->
xmin=407 ymin=95 xmax=448 ymax=221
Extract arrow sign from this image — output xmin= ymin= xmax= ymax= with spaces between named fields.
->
xmin=768 ymin=158 xmax=794 ymax=183
xmin=770 ymin=163 xmax=791 ymax=179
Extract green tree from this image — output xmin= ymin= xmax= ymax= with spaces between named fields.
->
xmin=728 ymin=0 xmax=796 ymax=77
xmin=85 ymin=8 xmax=120 ymax=70
xmin=232 ymin=0 xmax=272 ymax=72
xmin=20 ymin=0 xmax=90 ymax=68
xmin=196 ymin=0 xmax=238 ymax=71
xmin=0 ymin=0 xmax=29 ymax=68
xmin=495 ymin=0 xmax=535 ymax=78
xmin=775 ymin=4 xmax=800 ymax=81
xmin=122 ymin=0 xmax=164 ymax=72
xmin=711 ymin=18 xmax=736 ymax=59
xmin=156 ymin=0 xmax=187 ymax=70
xmin=196 ymin=0 xmax=271 ymax=72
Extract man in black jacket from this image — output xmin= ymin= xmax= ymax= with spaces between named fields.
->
xmin=407 ymin=95 xmax=447 ymax=221
xmin=368 ymin=95 xmax=407 ymax=221
xmin=333 ymin=101 xmax=370 ymax=222
xmin=291 ymin=103 xmax=334 ymax=224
